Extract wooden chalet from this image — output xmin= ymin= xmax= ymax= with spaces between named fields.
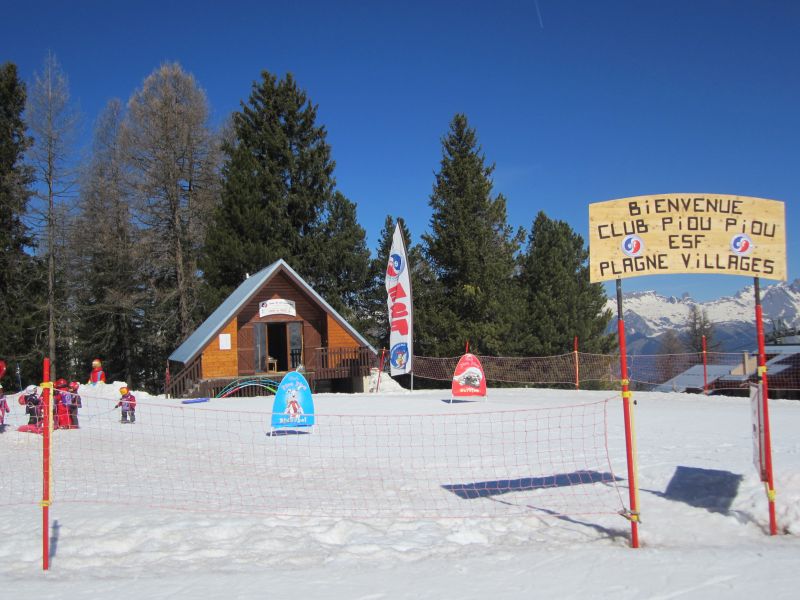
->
xmin=167 ymin=259 xmax=377 ymax=398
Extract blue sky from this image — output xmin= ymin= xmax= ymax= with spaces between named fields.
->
xmin=2 ymin=0 xmax=798 ymax=301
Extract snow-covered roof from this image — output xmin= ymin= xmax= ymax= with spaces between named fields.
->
xmin=653 ymin=364 xmax=737 ymax=393
xmin=169 ymin=259 xmax=375 ymax=364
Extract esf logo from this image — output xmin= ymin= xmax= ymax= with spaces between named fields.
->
xmin=730 ymin=234 xmax=753 ymax=256
xmin=390 ymin=343 xmax=409 ymax=369
xmin=386 ymin=253 xmax=404 ymax=279
xmin=620 ymin=235 xmax=644 ymax=257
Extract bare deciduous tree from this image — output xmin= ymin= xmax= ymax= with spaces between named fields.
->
xmin=26 ymin=52 xmax=79 ymax=375
xmin=120 ymin=63 xmax=219 ymax=385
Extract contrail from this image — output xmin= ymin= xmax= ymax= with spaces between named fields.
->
xmin=534 ymin=0 xmax=545 ymax=29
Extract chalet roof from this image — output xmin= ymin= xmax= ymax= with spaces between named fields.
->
xmin=169 ymin=259 xmax=376 ymax=364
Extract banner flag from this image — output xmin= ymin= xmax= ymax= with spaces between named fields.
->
xmin=271 ymin=371 xmax=315 ymax=430
xmin=385 ymin=223 xmax=413 ymax=376
xmin=451 ymin=353 xmax=487 ymax=399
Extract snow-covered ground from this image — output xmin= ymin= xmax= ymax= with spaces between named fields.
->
xmin=1 ymin=382 xmax=798 ymax=599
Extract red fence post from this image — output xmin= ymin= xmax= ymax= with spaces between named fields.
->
xmin=41 ymin=357 xmax=52 ymax=570
xmin=376 ymin=348 xmax=386 ymax=393
xmin=702 ymin=335 xmax=708 ymax=395
xmin=574 ymin=336 xmax=580 ymax=390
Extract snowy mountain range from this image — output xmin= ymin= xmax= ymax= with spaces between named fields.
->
xmin=605 ymin=279 xmax=800 ymax=354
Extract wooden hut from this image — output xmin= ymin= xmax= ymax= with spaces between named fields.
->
xmin=167 ymin=259 xmax=377 ymax=397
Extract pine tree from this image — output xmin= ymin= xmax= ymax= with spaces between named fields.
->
xmin=421 ymin=114 xmax=522 ymax=356
xmin=0 ymin=62 xmax=41 ymax=386
xmin=202 ymin=71 xmax=369 ymax=316
xmin=313 ymin=191 xmax=371 ymax=320
xmin=518 ymin=211 xmax=615 ymax=355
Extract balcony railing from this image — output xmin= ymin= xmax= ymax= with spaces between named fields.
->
xmin=309 ymin=346 xmax=377 ymax=380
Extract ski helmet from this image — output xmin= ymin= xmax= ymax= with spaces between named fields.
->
xmin=119 ymin=387 xmax=128 ymax=395
xmin=55 ymin=378 xmax=68 ymax=389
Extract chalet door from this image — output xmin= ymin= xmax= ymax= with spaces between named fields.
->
xmin=267 ymin=323 xmax=288 ymax=371
xmin=253 ymin=323 xmax=269 ymax=373
xmin=288 ymin=322 xmax=303 ymax=369
xmin=238 ymin=324 xmax=255 ymax=375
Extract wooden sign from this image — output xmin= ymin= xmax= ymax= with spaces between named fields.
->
xmin=589 ymin=194 xmax=786 ymax=282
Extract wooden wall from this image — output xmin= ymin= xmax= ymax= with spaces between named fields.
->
xmin=236 ymin=270 xmax=325 ymax=376
xmin=327 ymin=314 xmax=360 ymax=348
xmin=201 ymin=318 xmax=238 ymax=379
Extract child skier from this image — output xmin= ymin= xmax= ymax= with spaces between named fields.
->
xmin=54 ymin=379 xmax=71 ymax=429
xmin=22 ymin=385 xmax=41 ymax=426
xmin=88 ymin=359 xmax=106 ymax=385
xmin=0 ymin=384 xmax=10 ymax=429
xmin=67 ymin=381 xmax=82 ymax=428
xmin=116 ymin=387 xmax=136 ymax=424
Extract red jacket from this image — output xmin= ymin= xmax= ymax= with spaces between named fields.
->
xmin=117 ymin=393 xmax=136 ymax=411
xmin=89 ymin=368 xmax=106 ymax=384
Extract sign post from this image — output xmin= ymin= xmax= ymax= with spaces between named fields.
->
xmin=753 ymin=278 xmax=778 ymax=535
xmin=616 ymin=279 xmax=640 ymax=547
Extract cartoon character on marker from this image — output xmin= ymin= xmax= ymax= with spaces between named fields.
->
xmin=454 ymin=367 xmax=483 ymax=387
xmin=285 ymin=389 xmax=304 ymax=422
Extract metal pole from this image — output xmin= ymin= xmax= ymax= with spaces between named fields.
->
xmin=754 ymin=277 xmax=778 ymax=535
xmin=617 ymin=279 xmax=640 ymax=548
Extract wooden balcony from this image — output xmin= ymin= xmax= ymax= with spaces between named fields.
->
xmin=167 ymin=346 xmax=377 ymax=398
xmin=307 ymin=346 xmax=377 ymax=380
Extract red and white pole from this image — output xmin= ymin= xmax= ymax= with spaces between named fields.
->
xmin=702 ymin=335 xmax=708 ymax=395
xmin=754 ymin=278 xmax=778 ymax=535
xmin=41 ymin=357 xmax=53 ymax=570
xmin=616 ymin=279 xmax=640 ymax=548
xmin=376 ymin=348 xmax=386 ymax=393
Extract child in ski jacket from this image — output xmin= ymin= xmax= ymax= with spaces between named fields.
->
xmin=88 ymin=359 xmax=106 ymax=385
xmin=116 ymin=387 xmax=136 ymax=423
xmin=22 ymin=386 xmax=42 ymax=426
xmin=54 ymin=379 xmax=71 ymax=429
xmin=0 ymin=384 xmax=9 ymax=427
xmin=67 ymin=381 xmax=82 ymax=428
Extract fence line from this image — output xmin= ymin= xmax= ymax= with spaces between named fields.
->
xmin=1 ymin=394 xmax=625 ymax=521
xmin=411 ymin=350 xmax=800 ymax=394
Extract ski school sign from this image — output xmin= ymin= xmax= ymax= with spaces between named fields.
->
xmin=589 ymin=195 xmax=786 ymax=282
xmin=270 ymin=371 xmax=315 ymax=431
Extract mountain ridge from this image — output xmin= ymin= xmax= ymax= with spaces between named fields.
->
xmin=604 ymin=279 xmax=800 ymax=353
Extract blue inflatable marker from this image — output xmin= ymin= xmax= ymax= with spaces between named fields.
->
xmin=181 ymin=398 xmax=210 ymax=404
xmin=270 ymin=371 xmax=315 ymax=431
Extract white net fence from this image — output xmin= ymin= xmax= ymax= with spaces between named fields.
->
xmin=2 ymin=392 xmax=625 ymax=520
